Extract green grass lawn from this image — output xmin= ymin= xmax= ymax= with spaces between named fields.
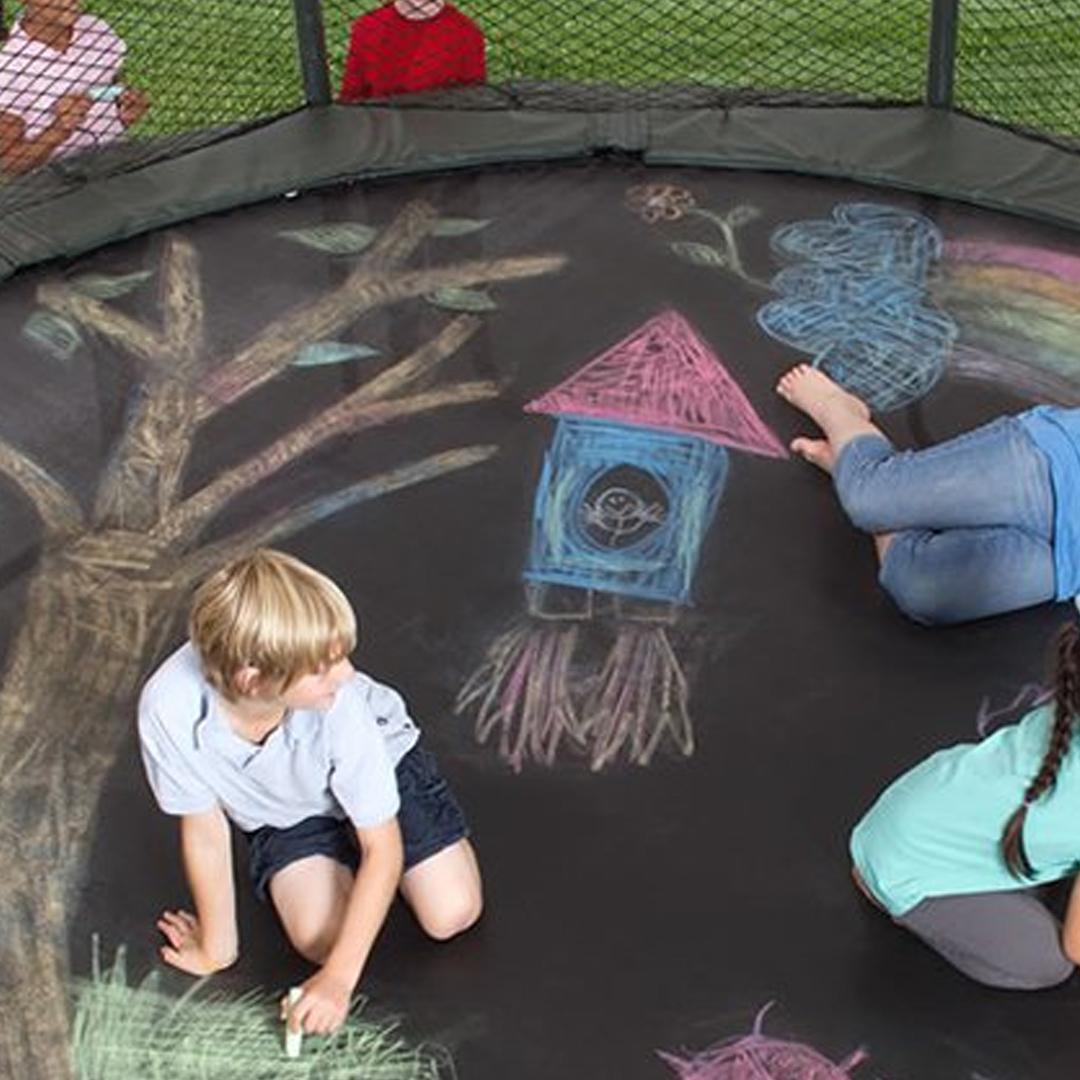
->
xmin=76 ymin=1 xmax=1080 ymax=141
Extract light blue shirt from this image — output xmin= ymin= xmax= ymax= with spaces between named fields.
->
xmin=851 ymin=705 xmax=1080 ymax=917
xmin=1018 ymin=405 xmax=1080 ymax=600
xmin=138 ymin=642 xmax=420 ymax=832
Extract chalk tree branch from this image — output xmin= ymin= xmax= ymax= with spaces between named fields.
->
xmin=174 ymin=444 xmax=497 ymax=585
xmin=356 ymin=254 xmax=567 ymax=315
xmin=349 ymin=313 xmax=480 ymax=405
xmin=0 ymin=437 xmax=82 ymax=538
xmin=196 ymin=252 xmax=565 ymax=420
xmin=36 ymin=284 xmax=171 ymax=374
xmin=36 ymin=237 xmax=208 ymax=529
xmin=159 ymin=316 xmax=485 ymax=542
xmin=89 ymin=238 xmax=208 ymax=531
xmin=359 ymin=200 xmax=439 ymax=270
xmin=161 ymin=236 xmax=204 ymax=370
xmin=191 ymin=199 xmax=438 ymax=422
xmin=160 ymin=379 xmax=497 ymax=546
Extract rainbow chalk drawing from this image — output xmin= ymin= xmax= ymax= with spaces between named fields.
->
xmin=456 ymin=310 xmax=785 ymax=771
xmin=757 ymin=203 xmax=957 ymax=412
xmin=932 ymin=240 xmax=1080 ymax=406
xmin=659 ymin=1002 xmax=869 ymax=1080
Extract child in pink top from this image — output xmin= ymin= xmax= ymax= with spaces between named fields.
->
xmin=0 ymin=0 xmax=148 ymax=175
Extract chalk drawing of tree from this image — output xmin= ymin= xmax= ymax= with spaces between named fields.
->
xmin=0 ymin=199 xmax=565 ymax=1080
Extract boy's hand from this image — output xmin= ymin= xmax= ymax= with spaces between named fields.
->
xmin=52 ymin=94 xmax=91 ymax=135
xmin=280 ymin=969 xmax=353 ymax=1036
xmin=118 ymin=87 xmax=149 ymax=127
xmin=157 ymin=909 xmax=235 ymax=976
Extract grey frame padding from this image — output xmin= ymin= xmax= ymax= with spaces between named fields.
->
xmin=2 ymin=103 xmax=1080 ymax=280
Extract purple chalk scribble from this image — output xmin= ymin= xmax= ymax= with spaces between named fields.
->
xmin=659 ymin=1003 xmax=868 ymax=1080
xmin=975 ymin=682 xmax=1052 ymax=738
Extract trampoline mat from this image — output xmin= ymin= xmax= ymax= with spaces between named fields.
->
xmin=0 ymin=160 xmax=1078 ymax=1079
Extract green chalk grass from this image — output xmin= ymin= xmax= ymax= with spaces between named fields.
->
xmin=72 ymin=944 xmax=450 ymax=1080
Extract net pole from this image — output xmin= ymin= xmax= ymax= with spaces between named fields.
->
xmin=926 ymin=0 xmax=960 ymax=108
xmin=292 ymin=0 xmax=333 ymax=107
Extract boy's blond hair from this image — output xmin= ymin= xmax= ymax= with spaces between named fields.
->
xmin=190 ymin=549 xmax=357 ymax=698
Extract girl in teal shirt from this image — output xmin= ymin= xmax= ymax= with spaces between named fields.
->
xmin=852 ymin=623 xmax=1080 ymax=988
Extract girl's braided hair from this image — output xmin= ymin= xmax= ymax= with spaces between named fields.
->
xmin=1001 ymin=622 xmax=1080 ymax=878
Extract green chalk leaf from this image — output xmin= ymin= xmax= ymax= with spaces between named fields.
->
xmin=725 ymin=204 xmax=762 ymax=228
xmin=278 ymin=223 xmax=378 ymax=255
xmin=22 ymin=310 xmax=83 ymax=361
xmin=426 ymin=287 xmax=498 ymax=313
xmin=293 ymin=341 xmax=380 ymax=368
xmin=431 ymin=217 xmax=492 ymax=237
xmin=69 ymin=270 xmax=153 ymax=299
xmin=671 ymin=241 xmax=729 ymax=269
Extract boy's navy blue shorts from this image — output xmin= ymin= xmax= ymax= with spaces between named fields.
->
xmin=245 ymin=743 xmax=469 ymax=902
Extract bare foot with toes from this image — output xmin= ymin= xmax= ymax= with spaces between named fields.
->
xmin=775 ymin=364 xmax=871 ymax=427
xmin=776 ymin=364 xmax=883 ymax=473
xmin=789 ymin=436 xmax=835 ymax=473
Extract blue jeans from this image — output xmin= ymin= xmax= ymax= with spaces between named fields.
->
xmin=832 ymin=417 xmax=1055 ymax=624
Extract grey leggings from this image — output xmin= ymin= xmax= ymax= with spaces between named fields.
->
xmin=898 ymin=889 xmax=1075 ymax=990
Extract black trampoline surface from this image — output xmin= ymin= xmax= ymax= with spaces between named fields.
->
xmin=4 ymin=160 xmax=1080 ymax=1079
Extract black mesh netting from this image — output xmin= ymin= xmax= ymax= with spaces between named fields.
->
xmin=955 ymin=0 xmax=1080 ymax=149
xmin=0 ymin=1 xmax=1078 ymax=217
xmin=0 ymin=0 xmax=305 ymax=215
xmin=319 ymin=0 xmax=931 ymax=109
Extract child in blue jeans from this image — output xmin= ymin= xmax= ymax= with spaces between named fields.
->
xmin=777 ymin=364 xmax=1079 ymax=624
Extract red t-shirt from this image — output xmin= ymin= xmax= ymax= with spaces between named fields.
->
xmin=339 ymin=3 xmax=486 ymax=101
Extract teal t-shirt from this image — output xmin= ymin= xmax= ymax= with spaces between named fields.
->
xmin=1018 ymin=405 xmax=1080 ymax=600
xmin=850 ymin=705 xmax=1080 ymax=916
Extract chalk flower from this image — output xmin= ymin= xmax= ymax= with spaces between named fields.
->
xmin=626 ymin=184 xmax=696 ymax=223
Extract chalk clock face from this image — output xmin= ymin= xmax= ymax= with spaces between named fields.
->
xmin=580 ymin=465 xmax=669 ymax=549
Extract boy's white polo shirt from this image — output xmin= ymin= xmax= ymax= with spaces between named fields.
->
xmin=138 ymin=643 xmax=420 ymax=832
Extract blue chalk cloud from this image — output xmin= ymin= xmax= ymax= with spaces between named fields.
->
xmin=757 ymin=203 xmax=957 ymax=411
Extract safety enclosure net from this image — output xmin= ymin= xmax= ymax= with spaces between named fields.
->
xmin=0 ymin=0 xmax=1077 ymax=215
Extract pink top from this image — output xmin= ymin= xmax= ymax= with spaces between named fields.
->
xmin=0 ymin=14 xmax=126 ymax=157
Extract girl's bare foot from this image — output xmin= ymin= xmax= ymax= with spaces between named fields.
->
xmin=790 ymin=436 xmax=835 ymax=473
xmin=776 ymin=364 xmax=871 ymax=429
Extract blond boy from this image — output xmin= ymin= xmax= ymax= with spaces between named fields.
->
xmin=138 ymin=549 xmax=482 ymax=1035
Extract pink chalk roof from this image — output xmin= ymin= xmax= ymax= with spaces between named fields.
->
xmin=525 ymin=309 xmax=787 ymax=458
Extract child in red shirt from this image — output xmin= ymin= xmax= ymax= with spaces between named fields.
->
xmin=339 ymin=0 xmax=485 ymax=102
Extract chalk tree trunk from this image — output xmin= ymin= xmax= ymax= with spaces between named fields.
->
xmin=0 ymin=541 xmax=184 ymax=1080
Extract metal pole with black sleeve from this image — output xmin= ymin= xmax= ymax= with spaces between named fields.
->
xmin=292 ymin=0 xmax=333 ymax=107
xmin=926 ymin=0 xmax=961 ymax=109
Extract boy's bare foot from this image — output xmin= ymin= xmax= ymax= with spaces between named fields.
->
xmin=790 ymin=436 xmax=835 ymax=473
xmin=776 ymin=364 xmax=871 ymax=429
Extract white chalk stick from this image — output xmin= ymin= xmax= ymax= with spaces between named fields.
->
xmin=284 ymin=986 xmax=303 ymax=1059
